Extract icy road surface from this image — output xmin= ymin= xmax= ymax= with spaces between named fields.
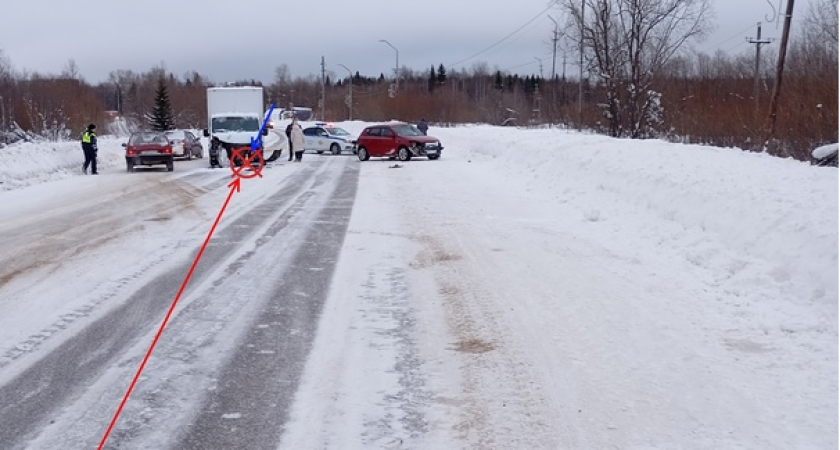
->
xmin=0 ymin=124 xmax=836 ymax=449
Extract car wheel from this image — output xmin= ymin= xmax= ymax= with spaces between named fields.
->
xmin=397 ymin=146 xmax=411 ymax=162
xmin=167 ymin=160 xmax=174 ymax=172
xmin=126 ymin=159 xmax=135 ymax=172
xmin=428 ymin=155 xmax=439 ymax=160
xmin=357 ymin=147 xmax=370 ymax=161
xmin=330 ymin=143 xmax=341 ymax=155
xmin=185 ymin=151 xmax=192 ymax=161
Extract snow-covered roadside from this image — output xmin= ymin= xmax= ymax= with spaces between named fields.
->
xmin=279 ymin=124 xmax=837 ymax=449
xmin=0 ymin=138 xmax=129 ymax=190
xmin=0 ymin=129 xmax=284 ymax=191
xmin=0 ymin=122 xmax=835 ymax=448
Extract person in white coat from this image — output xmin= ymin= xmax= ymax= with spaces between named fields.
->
xmin=289 ymin=118 xmax=305 ymax=162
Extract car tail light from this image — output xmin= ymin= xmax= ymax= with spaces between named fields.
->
xmin=126 ymin=147 xmax=136 ymax=156
xmin=164 ymin=146 xmax=172 ymax=154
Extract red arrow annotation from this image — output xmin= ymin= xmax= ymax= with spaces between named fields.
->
xmin=97 ymin=177 xmax=242 ymax=450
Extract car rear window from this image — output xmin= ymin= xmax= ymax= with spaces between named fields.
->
xmin=129 ymin=133 xmax=167 ymax=145
xmin=165 ymin=130 xmax=186 ymax=140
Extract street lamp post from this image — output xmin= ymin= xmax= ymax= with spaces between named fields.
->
xmin=338 ymin=64 xmax=353 ymax=121
xmin=378 ymin=39 xmax=399 ymax=96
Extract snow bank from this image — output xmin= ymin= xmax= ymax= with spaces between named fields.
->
xmin=433 ymin=125 xmax=838 ymax=307
xmin=812 ymin=143 xmax=839 ymax=160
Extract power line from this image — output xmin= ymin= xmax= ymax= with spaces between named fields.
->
xmin=478 ymin=16 xmax=552 ymax=62
xmin=503 ymin=51 xmax=555 ymax=72
xmin=701 ymin=23 xmax=758 ymax=53
xmin=449 ymin=2 xmax=558 ymax=68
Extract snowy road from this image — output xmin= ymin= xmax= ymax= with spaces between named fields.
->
xmin=0 ymin=124 xmax=836 ymax=449
xmin=0 ymin=155 xmax=359 ymax=449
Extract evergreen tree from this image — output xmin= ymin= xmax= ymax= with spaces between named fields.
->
xmin=505 ymin=74 xmax=515 ymax=93
xmin=428 ymin=65 xmax=437 ymax=92
xmin=149 ymin=78 xmax=174 ymax=131
xmin=436 ymin=64 xmax=447 ymax=85
xmin=494 ymin=70 xmax=504 ymax=91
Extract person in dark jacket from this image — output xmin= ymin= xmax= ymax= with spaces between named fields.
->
xmin=285 ymin=121 xmax=295 ymax=161
xmin=81 ymin=124 xmax=98 ymax=174
xmin=417 ymin=118 xmax=429 ymax=135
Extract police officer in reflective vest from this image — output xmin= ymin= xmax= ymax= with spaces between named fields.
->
xmin=81 ymin=123 xmax=98 ymax=174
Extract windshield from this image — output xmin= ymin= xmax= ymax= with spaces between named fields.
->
xmin=212 ymin=116 xmax=260 ymax=133
xmin=392 ymin=124 xmax=424 ymax=137
xmin=325 ymin=127 xmax=350 ymax=136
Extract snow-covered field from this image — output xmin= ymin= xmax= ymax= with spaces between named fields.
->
xmin=0 ymin=123 xmax=836 ymax=449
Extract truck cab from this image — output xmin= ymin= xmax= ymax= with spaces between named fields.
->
xmin=203 ymin=86 xmax=270 ymax=167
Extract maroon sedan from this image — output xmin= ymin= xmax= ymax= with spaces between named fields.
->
xmin=123 ymin=131 xmax=175 ymax=172
xmin=355 ymin=122 xmax=443 ymax=161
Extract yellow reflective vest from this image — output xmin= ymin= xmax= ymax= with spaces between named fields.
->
xmin=81 ymin=130 xmax=95 ymax=144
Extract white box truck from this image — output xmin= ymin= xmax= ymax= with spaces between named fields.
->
xmin=203 ymin=86 xmax=272 ymax=167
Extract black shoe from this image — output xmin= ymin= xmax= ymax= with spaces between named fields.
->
xmin=92 ymin=172 xmax=99 ymax=175
xmin=83 ymin=166 xmax=87 ymax=175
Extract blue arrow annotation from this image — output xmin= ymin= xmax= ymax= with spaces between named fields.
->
xmin=251 ymin=102 xmax=277 ymax=153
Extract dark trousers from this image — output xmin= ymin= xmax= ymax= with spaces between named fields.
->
xmin=294 ymin=150 xmax=304 ymax=161
xmin=83 ymin=146 xmax=97 ymax=174
xmin=288 ymin=141 xmax=294 ymax=161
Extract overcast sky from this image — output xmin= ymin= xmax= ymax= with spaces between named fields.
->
xmin=0 ymin=0 xmax=817 ymax=85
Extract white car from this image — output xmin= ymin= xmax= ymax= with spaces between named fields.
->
xmin=164 ymin=129 xmax=204 ymax=159
xmin=302 ymin=123 xmax=357 ymax=155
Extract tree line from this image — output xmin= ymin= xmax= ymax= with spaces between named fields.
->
xmin=0 ymin=0 xmax=835 ymax=161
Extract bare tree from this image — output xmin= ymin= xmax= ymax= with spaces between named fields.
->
xmin=562 ymin=0 xmax=711 ymax=137
xmin=61 ymin=59 xmax=81 ymax=80
xmin=805 ymin=0 xmax=838 ymax=46
xmin=0 ymin=49 xmax=12 ymax=80
xmin=0 ymin=49 xmax=13 ymax=133
xmin=273 ymin=64 xmax=291 ymax=86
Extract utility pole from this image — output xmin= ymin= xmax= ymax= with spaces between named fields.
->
xmin=379 ymin=40 xmax=399 ymax=97
xmin=548 ymin=16 xmax=560 ymax=80
xmin=320 ymin=56 xmax=326 ymax=121
xmin=578 ymin=0 xmax=585 ymax=129
xmin=549 ymin=15 xmax=561 ymax=126
xmin=763 ymin=0 xmax=795 ymax=150
xmin=534 ymin=57 xmax=544 ymax=78
xmin=562 ymin=51 xmax=567 ymax=107
xmin=748 ymin=22 xmax=772 ymax=116
xmin=338 ymin=64 xmax=353 ymax=121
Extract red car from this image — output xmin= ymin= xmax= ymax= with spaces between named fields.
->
xmin=355 ymin=123 xmax=443 ymax=161
xmin=123 ymin=131 xmax=175 ymax=172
